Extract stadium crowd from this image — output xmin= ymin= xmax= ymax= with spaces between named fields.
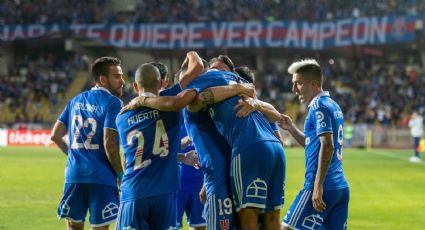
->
xmin=0 ymin=52 xmax=87 ymax=124
xmin=256 ymin=57 xmax=425 ymax=128
xmin=0 ymin=0 xmax=422 ymax=25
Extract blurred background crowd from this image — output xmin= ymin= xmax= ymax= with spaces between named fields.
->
xmin=0 ymin=0 xmax=424 ymax=147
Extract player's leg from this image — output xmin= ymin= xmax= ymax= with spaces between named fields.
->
xmin=57 ymin=183 xmax=88 ymax=230
xmin=283 ymin=188 xmax=345 ymax=230
xmin=231 ymin=146 xmax=271 ymax=229
xmin=263 ymin=142 xmax=286 ymax=230
xmin=322 ymin=188 xmax=350 ymax=230
xmin=204 ymin=193 xmax=236 ymax=230
xmin=115 ymin=199 xmax=148 ymax=230
xmin=150 ymin=192 xmax=178 ymax=229
xmin=88 ymin=184 xmax=119 ymax=229
xmin=187 ymin=190 xmax=206 ymax=230
xmin=177 ymin=190 xmax=190 ymax=229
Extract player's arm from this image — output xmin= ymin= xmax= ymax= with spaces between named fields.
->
xmin=232 ymin=96 xmax=281 ymax=122
xmin=104 ymin=128 xmax=124 ymax=178
xmin=177 ymin=150 xmax=201 ymax=169
xmin=278 ymin=114 xmax=305 ymax=147
xmin=179 ymin=51 xmax=204 ymax=89
xmin=313 ymin=132 xmax=334 ymax=212
xmin=187 ymin=83 xmax=255 ymax=112
xmin=50 ymin=121 xmax=68 ymax=156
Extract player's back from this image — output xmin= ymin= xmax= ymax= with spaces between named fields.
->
xmin=116 ymin=86 xmax=182 ymax=201
xmin=304 ymin=92 xmax=348 ymax=190
xmin=184 ymin=108 xmax=232 ymax=197
xmin=59 ymin=87 xmax=122 ymax=187
xmin=188 ymin=70 xmax=280 ymax=154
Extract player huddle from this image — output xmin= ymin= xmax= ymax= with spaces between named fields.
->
xmin=51 ymin=51 xmax=349 ymax=230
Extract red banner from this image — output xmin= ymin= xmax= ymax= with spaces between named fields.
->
xmin=7 ymin=130 xmax=53 ymax=146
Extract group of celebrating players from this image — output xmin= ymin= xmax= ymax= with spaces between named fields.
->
xmin=50 ymin=51 xmax=349 ymax=230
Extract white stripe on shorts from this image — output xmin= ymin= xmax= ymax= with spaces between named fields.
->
xmin=289 ymin=190 xmax=311 ymax=226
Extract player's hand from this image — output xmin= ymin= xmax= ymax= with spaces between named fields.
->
xmin=233 ymin=95 xmax=260 ymax=117
xmin=278 ymin=114 xmax=294 ymax=131
xmin=182 ymin=150 xmax=201 ymax=169
xmin=120 ymin=96 xmax=146 ymax=114
xmin=199 ymin=184 xmax=207 ymax=204
xmin=312 ymin=184 xmax=326 ymax=212
xmin=238 ymin=83 xmax=256 ymax=99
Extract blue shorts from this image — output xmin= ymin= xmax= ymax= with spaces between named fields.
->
xmin=231 ymin=141 xmax=285 ymax=212
xmin=203 ymin=192 xmax=236 ymax=230
xmin=177 ymin=190 xmax=206 ymax=228
xmin=283 ymin=188 xmax=350 ymax=230
xmin=116 ymin=193 xmax=177 ymax=230
xmin=57 ymin=183 xmax=119 ymax=227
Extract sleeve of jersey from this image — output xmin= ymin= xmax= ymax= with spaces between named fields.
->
xmin=160 ymin=84 xmax=182 ymax=96
xmin=313 ymin=104 xmax=333 ymax=136
xmin=104 ymin=98 xmax=123 ymax=131
xmin=269 ymin=122 xmax=279 ymax=132
xmin=186 ymin=77 xmax=223 ymax=93
xmin=57 ymin=102 xmax=71 ymax=127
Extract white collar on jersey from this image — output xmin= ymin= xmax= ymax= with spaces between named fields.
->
xmin=142 ymin=92 xmax=157 ymax=97
xmin=308 ymin=91 xmax=330 ymax=107
xmin=91 ymin=85 xmax=112 ymax=95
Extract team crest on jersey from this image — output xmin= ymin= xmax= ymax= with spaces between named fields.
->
xmin=220 ymin=219 xmax=230 ymax=230
xmin=60 ymin=201 xmax=70 ymax=215
xmin=102 ymin=202 xmax=119 ymax=219
xmin=302 ymin=214 xmax=323 ymax=230
xmin=246 ymin=178 xmax=267 ymax=199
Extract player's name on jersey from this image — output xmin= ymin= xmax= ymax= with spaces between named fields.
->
xmin=74 ymin=103 xmax=99 ymax=113
xmin=127 ymin=110 xmax=160 ymax=126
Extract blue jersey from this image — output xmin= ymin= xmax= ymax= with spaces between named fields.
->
xmin=183 ymin=108 xmax=232 ymax=198
xmin=58 ymin=86 xmax=122 ymax=187
xmin=187 ymin=70 xmax=280 ymax=154
xmin=116 ymin=85 xmax=182 ymax=201
xmin=304 ymin=91 xmax=349 ymax=190
xmin=179 ymin=124 xmax=204 ymax=192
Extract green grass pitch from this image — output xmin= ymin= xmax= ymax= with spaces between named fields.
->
xmin=0 ymin=146 xmax=424 ymax=229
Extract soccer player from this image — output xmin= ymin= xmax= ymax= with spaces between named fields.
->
xmin=50 ymin=57 xmax=125 ymax=230
xmin=177 ymin=124 xmax=206 ymax=230
xmin=278 ymin=59 xmax=350 ymax=230
xmin=121 ymin=63 xmax=257 ymax=230
xmin=233 ymin=66 xmax=285 ymax=144
xmin=190 ymin=71 xmax=285 ymax=230
xmin=115 ymin=51 xmax=204 ymax=229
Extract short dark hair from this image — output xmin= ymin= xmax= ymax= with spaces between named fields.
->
xmin=235 ymin=66 xmax=255 ymax=83
xmin=91 ymin=57 xmax=121 ymax=82
xmin=150 ymin=62 xmax=168 ymax=80
xmin=134 ymin=63 xmax=161 ymax=89
xmin=209 ymin=55 xmax=235 ymax=72
xmin=296 ymin=65 xmax=323 ymax=86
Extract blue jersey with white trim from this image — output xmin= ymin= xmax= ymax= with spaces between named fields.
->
xmin=58 ymin=86 xmax=122 ymax=187
xmin=186 ymin=70 xmax=280 ymax=154
xmin=179 ymin=123 xmax=204 ymax=192
xmin=304 ymin=91 xmax=349 ymax=190
xmin=116 ymin=85 xmax=182 ymax=201
xmin=183 ymin=107 xmax=232 ymax=198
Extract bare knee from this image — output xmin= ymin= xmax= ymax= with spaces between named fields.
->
xmin=91 ymin=225 xmax=110 ymax=230
xmin=66 ymin=220 xmax=84 ymax=230
xmin=91 ymin=225 xmax=109 ymax=230
xmin=263 ymin=210 xmax=281 ymax=230
xmin=238 ymin=208 xmax=260 ymax=229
